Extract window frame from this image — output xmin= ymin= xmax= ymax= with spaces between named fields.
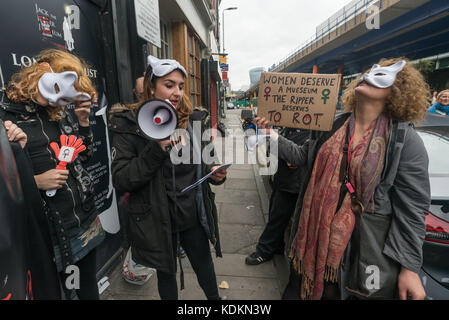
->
xmin=188 ymin=32 xmax=201 ymax=107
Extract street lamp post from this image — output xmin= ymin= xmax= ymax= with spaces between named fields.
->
xmin=221 ymin=7 xmax=237 ymax=119
xmin=222 ymin=7 xmax=238 ymax=53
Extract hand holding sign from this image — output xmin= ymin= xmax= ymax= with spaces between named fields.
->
xmin=251 ymin=117 xmax=279 ymax=141
xmin=46 ymin=134 xmax=86 ymax=197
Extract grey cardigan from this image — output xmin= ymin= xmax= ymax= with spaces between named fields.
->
xmin=277 ymin=113 xmax=430 ymax=273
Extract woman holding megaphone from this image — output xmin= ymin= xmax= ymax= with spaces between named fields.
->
xmin=0 ymin=49 xmax=105 ymax=300
xmin=254 ymin=58 xmax=431 ymax=300
xmin=110 ymin=56 xmax=226 ymax=300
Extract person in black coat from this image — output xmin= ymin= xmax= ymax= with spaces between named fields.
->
xmin=246 ymin=128 xmax=309 ymax=265
xmin=0 ymin=120 xmax=61 ymax=300
xmin=0 ymin=49 xmax=104 ymax=300
xmin=110 ymin=56 xmax=227 ymax=300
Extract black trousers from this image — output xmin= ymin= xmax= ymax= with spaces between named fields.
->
xmin=59 ymin=248 xmax=99 ymax=300
xmin=156 ymin=222 xmax=219 ymax=300
xmin=256 ymin=189 xmax=299 ymax=259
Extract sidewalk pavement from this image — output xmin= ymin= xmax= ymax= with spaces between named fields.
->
xmin=100 ymin=109 xmax=289 ymax=300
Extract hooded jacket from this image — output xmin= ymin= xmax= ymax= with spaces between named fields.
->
xmin=109 ymin=105 xmax=223 ymax=274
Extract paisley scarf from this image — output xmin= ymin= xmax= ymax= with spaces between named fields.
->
xmin=289 ymin=113 xmax=390 ymax=300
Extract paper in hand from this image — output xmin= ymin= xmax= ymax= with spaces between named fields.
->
xmin=181 ymin=163 xmax=232 ymax=193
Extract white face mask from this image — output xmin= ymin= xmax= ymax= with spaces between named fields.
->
xmin=37 ymin=71 xmax=91 ymax=107
xmin=357 ymin=60 xmax=406 ymax=89
xmin=147 ymin=55 xmax=187 ymax=80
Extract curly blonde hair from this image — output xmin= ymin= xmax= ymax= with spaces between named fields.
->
xmin=128 ymin=65 xmax=192 ymax=129
xmin=342 ymin=58 xmax=431 ymax=123
xmin=6 ymin=49 xmax=97 ymax=121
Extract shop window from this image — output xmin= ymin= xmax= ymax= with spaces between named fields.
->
xmin=148 ymin=21 xmax=170 ymax=59
xmin=158 ymin=21 xmax=170 ymax=59
xmin=188 ymin=32 xmax=201 ymax=107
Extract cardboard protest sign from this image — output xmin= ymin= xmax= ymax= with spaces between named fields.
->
xmin=257 ymin=72 xmax=341 ymax=131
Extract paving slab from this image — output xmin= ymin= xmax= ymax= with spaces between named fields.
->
xmin=224 ymin=178 xmax=257 ymax=190
xmin=215 ymin=189 xmax=260 ymax=205
xmin=218 ymin=224 xmax=264 ymax=254
xmin=216 ymin=276 xmax=281 ymax=300
xmin=229 ymin=164 xmax=253 ymax=170
xmin=219 ymin=203 xmax=265 ymax=226
xmin=210 ymin=184 xmax=224 ymax=194
xmin=226 ymin=169 xmax=254 ymax=180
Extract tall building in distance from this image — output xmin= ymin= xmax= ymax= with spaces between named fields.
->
xmin=249 ymin=67 xmax=264 ymax=86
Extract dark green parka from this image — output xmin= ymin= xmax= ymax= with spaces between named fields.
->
xmin=109 ymin=105 xmax=223 ymax=274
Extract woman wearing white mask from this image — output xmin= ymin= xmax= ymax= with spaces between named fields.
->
xmin=0 ymin=49 xmax=104 ymax=300
xmin=254 ymin=58 xmax=431 ymax=300
xmin=110 ymin=56 xmax=226 ymax=300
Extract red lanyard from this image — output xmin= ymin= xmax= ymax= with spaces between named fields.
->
xmin=341 ymin=123 xmax=365 ymax=213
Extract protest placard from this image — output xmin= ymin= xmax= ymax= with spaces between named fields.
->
xmin=257 ymin=72 xmax=341 ymax=131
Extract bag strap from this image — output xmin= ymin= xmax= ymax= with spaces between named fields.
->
xmin=336 ymin=123 xmax=351 ymax=213
xmin=336 ymin=119 xmax=406 ymax=214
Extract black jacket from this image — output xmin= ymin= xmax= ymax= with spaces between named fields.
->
xmin=0 ymin=128 xmax=61 ymax=300
xmin=272 ymin=128 xmax=309 ymax=194
xmin=109 ymin=105 xmax=223 ymax=274
xmin=0 ymin=96 xmax=99 ymax=269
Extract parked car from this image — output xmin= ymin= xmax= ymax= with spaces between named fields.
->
xmin=416 ymin=113 xmax=449 ymax=300
xmin=226 ymin=102 xmax=235 ymax=110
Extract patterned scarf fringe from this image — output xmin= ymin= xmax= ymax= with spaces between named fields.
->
xmin=324 ymin=265 xmax=338 ymax=283
xmin=289 ymin=248 xmax=314 ymax=300
xmin=289 ymin=247 xmax=339 ymax=300
xmin=288 ymin=246 xmax=300 ymax=272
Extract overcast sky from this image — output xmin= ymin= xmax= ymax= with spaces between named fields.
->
xmin=219 ymin=0 xmax=352 ymax=91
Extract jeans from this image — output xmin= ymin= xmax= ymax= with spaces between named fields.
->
xmin=157 ymin=222 xmax=219 ymax=300
xmin=256 ymin=189 xmax=299 ymax=259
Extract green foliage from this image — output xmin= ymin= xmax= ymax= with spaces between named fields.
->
xmin=415 ymin=60 xmax=436 ymax=79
